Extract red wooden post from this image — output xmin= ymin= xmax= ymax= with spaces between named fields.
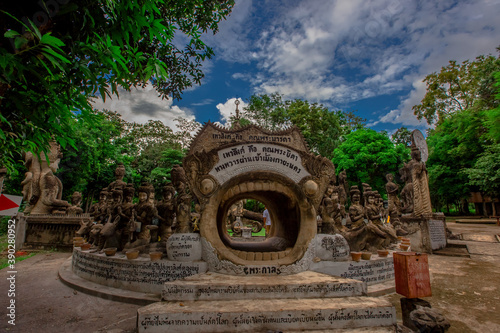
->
xmin=393 ymin=252 xmax=432 ymax=298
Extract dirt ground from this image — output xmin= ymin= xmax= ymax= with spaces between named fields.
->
xmin=0 ymin=220 xmax=499 ymax=333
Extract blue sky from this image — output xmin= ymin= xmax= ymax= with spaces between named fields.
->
xmin=92 ymin=0 xmax=500 ymax=135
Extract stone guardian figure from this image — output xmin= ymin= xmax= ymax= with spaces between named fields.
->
xmin=407 ymin=146 xmax=432 ymax=217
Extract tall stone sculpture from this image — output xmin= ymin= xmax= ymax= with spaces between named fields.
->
xmin=171 ymin=164 xmax=192 ymax=233
xmin=407 ymin=146 xmax=432 ymax=217
xmin=30 ymin=142 xmax=70 ymax=214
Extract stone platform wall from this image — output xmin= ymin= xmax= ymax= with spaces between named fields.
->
xmin=19 ymin=214 xmax=91 ymax=250
xmin=310 ymin=256 xmax=395 ymax=286
xmin=72 ymin=249 xmax=208 ymax=294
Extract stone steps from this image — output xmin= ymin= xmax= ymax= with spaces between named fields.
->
xmin=162 ymin=271 xmax=366 ymax=301
xmin=137 ymin=297 xmax=396 ymax=333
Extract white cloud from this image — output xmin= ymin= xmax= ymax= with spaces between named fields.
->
xmin=211 ymin=0 xmax=500 ymax=127
xmin=215 ymin=98 xmax=248 ymax=124
xmin=90 ymin=85 xmax=194 ymax=131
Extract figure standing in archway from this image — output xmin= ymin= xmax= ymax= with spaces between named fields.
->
xmin=263 ymin=207 xmax=271 ymax=237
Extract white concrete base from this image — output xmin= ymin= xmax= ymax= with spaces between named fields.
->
xmin=137 ymin=297 xmax=396 ymax=333
xmin=162 ymin=271 xmax=366 ymax=301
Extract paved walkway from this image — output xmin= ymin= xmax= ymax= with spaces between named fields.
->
xmin=1 ymin=221 xmax=499 ymax=333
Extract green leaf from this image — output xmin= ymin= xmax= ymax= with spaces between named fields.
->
xmin=41 ymin=46 xmax=71 ymax=64
xmin=4 ymin=30 xmax=21 ymax=38
xmin=40 ymin=33 xmax=65 ymax=48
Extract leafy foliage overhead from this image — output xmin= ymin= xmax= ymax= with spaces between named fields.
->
xmin=0 ymin=0 xmax=234 ymax=170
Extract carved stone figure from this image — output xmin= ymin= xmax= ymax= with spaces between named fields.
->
xmin=330 ymin=186 xmax=346 ymax=232
xmin=408 ymin=146 xmax=432 ymax=217
xmin=99 ymin=189 xmax=123 ymax=250
xmin=20 ymin=152 xmax=41 ymax=213
xmin=344 ymin=186 xmax=397 ymax=252
xmin=385 ymin=173 xmax=401 ymax=218
xmin=89 ymin=189 xmax=109 ymax=223
xmin=107 ymin=163 xmax=127 ymax=192
xmin=400 ymin=164 xmax=414 ymax=214
xmin=133 ymin=183 xmax=156 ymax=242
xmin=319 ymin=185 xmax=337 ymax=235
xmin=156 ymin=184 xmax=176 ymax=240
xmin=116 ymin=185 xmax=135 ymax=248
xmin=348 ymin=186 xmax=364 ymax=229
xmin=67 ymin=191 xmax=84 ymax=215
xmin=30 ymin=142 xmax=70 ymax=214
xmin=171 ymin=165 xmax=192 ymax=233
xmin=337 ymin=170 xmax=349 ymax=219
xmin=365 ymin=190 xmax=397 ymax=245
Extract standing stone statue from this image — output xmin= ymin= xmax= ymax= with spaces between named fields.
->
xmin=171 ymin=165 xmax=192 ymax=233
xmin=134 ymin=183 xmax=156 ymax=242
xmin=156 ymin=184 xmax=176 ymax=241
xmin=348 ymin=186 xmax=364 ymax=229
xmin=331 ymin=186 xmax=346 ymax=232
xmin=117 ymin=185 xmax=135 ymax=248
xmin=385 ymin=173 xmax=401 ymax=219
xmin=319 ymin=184 xmax=337 ymax=234
xmin=400 ymin=164 xmax=414 ymax=214
xmin=30 ymin=142 xmax=70 ymax=214
xmin=407 ymin=146 xmax=432 ymax=217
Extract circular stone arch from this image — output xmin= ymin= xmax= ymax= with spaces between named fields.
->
xmin=200 ymin=171 xmax=317 ymax=267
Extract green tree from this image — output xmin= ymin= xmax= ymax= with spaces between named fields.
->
xmin=391 ymin=127 xmax=412 ymax=146
xmin=57 ymin=109 xmax=137 ymax=206
xmin=332 ymin=128 xmax=410 ymax=194
xmin=413 ymin=50 xmax=500 ymax=125
xmin=0 ymin=0 xmax=234 ymax=171
xmin=243 ymin=93 xmax=365 ymax=159
xmin=464 ymin=144 xmax=500 ymax=197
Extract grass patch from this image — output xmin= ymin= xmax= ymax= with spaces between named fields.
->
xmin=0 ymin=234 xmax=37 ymax=270
xmin=227 ymin=226 xmax=266 ymax=237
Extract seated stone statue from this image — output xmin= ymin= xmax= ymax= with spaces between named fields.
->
xmin=364 ymin=190 xmax=398 ymax=248
xmin=344 ymin=186 xmax=397 ymax=252
xmin=107 ymin=163 xmax=127 ymax=192
xmin=89 ymin=189 xmax=109 ymax=224
xmin=30 ymin=142 xmax=70 ymax=214
xmin=67 ymin=191 xmax=84 ymax=215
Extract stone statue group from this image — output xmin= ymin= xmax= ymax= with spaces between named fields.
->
xmin=20 ymin=139 xmax=431 ymax=254
xmin=318 ymin=145 xmax=432 ymax=252
xmin=79 ymin=163 xmax=195 ymax=252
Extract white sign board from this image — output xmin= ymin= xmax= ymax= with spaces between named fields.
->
xmin=209 ymin=143 xmax=310 ymax=184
